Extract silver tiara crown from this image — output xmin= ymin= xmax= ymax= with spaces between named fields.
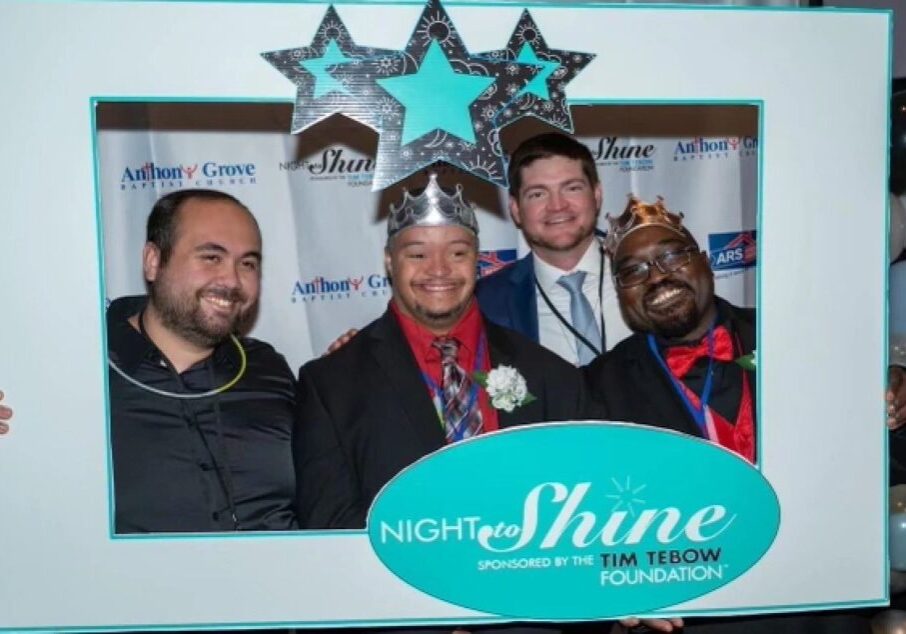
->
xmin=387 ymin=173 xmax=479 ymax=240
xmin=604 ymin=194 xmax=686 ymax=254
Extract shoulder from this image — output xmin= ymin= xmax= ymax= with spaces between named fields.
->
xmin=585 ymin=334 xmax=646 ymax=380
xmin=486 ymin=319 xmax=577 ymax=376
xmin=297 ymin=315 xmax=384 ymax=381
xmin=476 ymin=254 xmax=532 ymax=294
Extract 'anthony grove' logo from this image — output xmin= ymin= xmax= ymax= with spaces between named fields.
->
xmin=292 ymin=273 xmax=390 ymax=303
xmin=673 ymin=137 xmax=758 ymax=162
xmin=368 ymin=424 xmax=779 ymax=620
xmin=120 ymin=160 xmax=257 ymax=191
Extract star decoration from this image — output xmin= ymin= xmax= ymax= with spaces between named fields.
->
xmin=479 ymin=10 xmax=595 ymax=133
xmin=261 ymin=6 xmax=404 ymax=133
xmin=366 ymin=0 xmax=541 ymax=189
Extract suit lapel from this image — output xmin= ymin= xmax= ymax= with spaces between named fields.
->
xmin=508 ymin=256 xmax=540 ymax=342
xmin=369 ymin=312 xmax=446 ymax=453
xmin=485 ymin=321 xmax=545 ymax=428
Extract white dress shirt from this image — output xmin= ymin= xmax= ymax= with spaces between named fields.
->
xmin=532 ymin=240 xmax=632 ymax=365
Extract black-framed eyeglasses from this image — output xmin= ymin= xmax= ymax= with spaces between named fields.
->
xmin=614 ymin=246 xmax=700 ymax=288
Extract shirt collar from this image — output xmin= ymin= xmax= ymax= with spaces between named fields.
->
xmin=106 ymin=295 xmax=240 ymax=375
xmin=532 ymin=238 xmax=603 ymax=293
xmin=391 ymin=298 xmax=483 ymax=362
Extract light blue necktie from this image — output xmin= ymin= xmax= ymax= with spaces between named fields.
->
xmin=557 ymin=271 xmax=601 ymax=365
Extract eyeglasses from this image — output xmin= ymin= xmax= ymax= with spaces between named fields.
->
xmin=614 ymin=246 xmax=700 ymax=288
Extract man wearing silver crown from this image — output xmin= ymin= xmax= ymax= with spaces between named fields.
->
xmin=293 ymin=174 xmax=586 ymax=541
xmin=584 ymin=196 xmax=871 ymax=634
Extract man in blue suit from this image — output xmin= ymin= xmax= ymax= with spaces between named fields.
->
xmin=476 ymin=133 xmax=631 ymax=366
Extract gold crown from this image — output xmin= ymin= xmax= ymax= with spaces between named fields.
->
xmin=603 ymin=194 xmax=686 ymax=254
xmin=387 ymin=173 xmax=478 ymax=241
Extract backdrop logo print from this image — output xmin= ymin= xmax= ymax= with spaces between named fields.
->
xmin=119 ymin=160 xmax=257 ymax=191
xmin=279 ymin=147 xmax=374 ymax=188
xmin=478 ymin=249 xmax=517 ymax=278
xmin=368 ymin=423 xmax=779 ymax=620
xmin=291 ymin=273 xmax=390 ymax=303
xmin=708 ymin=231 xmax=757 ymax=274
xmin=590 ymin=137 xmax=656 ymax=173
xmin=673 ymin=137 xmax=758 ymax=162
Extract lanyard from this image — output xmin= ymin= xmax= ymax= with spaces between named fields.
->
xmin=534 ymin=244 xmax=606 ymax=357
xmin=647 ymin=324 xmax=716 ymax=438
xmin=421 ymin=333 xmax=487 ymax=442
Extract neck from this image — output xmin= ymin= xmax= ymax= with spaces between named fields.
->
xmin=534 ymin=236 xmax=595 ymax=271
xmin=130 ymin=304 xmax=215 ymax=373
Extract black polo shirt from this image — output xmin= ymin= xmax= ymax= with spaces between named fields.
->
xmin=107 ymin=296 xmax=297 ymax=533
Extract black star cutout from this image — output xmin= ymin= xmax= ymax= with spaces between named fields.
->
xmin=478 ymin=10 xmax=595 ymax=133
xmin=261 ymin=5 xmax=404 ymax=134
xmin=366 ymin=0 xmax=541 ymax=189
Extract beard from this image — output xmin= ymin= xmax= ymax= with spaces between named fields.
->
xmin=641 ymin=280 xmax=702 ymax=340
xmin=150 ymin=278 xmax=249 ymax=349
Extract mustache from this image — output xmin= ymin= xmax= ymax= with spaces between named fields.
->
xmin=200 ymin=286 xmax=246 ymax=303
xmin=643 ymin=280 xmax=692 ymax=305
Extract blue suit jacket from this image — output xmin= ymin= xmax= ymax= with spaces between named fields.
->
xmin=475 ymin=253 xmax=539 ymax=342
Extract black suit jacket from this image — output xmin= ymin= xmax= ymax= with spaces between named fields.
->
xmin=584 ymin=298 xmax=755 ymax=441
xmin=582 ymin=299 xmax=869 ymax=634
xmin=294 ymin=308 xmax=588 ymax=530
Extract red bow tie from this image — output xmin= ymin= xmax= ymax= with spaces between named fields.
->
xmin=665 ymin=325 xmax=734 ymax=378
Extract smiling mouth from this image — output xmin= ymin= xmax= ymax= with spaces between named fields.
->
xmin=544 ymin=213 xmax=577 ymax=226
xmin=644 ymin=283 xmax=692 ymax=311
xmin=201 ymin=291 xmax=241 ymax=314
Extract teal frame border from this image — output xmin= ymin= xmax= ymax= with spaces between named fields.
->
xmin=33 ymin=1 xmax=888 ymax=630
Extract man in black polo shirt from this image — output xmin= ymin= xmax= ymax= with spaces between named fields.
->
xmin=106 ymin=188 xmax=296 ymax=533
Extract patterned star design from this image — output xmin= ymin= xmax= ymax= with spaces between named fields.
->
xmin=261 ymin=6 xmax=404 ymax=133
xmin=479 ymin=10 xmax=595 ymax=133
xmin=366 ymin=0 xmax=541 ymax=189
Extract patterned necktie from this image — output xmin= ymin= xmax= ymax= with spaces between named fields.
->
xmin=432 ymin=337 xmax=483 ymax=442
xmin=557 ymin=271 xmax=602 ymax=365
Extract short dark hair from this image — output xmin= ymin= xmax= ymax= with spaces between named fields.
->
xmin=146 ymin=189 xmax=252 ymax=264
xmin=507 ymin=133 xmax=599 ymax=197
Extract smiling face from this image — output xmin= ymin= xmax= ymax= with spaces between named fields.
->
xmin=509 ymin=155 xmax=602 ymax=268
xmin=144 ymin=197 xmax=262 ymax=349
xmin=386 ymin=225 xmax=478 ymax=335
xmin=613 ymin=225 xmax=716 ymax=342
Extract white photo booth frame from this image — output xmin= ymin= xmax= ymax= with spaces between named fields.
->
xmin=0 ymin=1 xmax=892 ymax=631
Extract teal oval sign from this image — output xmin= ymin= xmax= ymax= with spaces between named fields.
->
xmin=367 ymin=422 xmax=780 ymax=620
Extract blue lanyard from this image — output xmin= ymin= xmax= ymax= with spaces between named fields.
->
xmin=647 ymin=324 xmax=716 ymax=438
xmin=422 ymin=334 xmax=487 ymax=442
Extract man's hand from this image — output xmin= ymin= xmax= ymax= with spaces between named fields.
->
xmin=617 ymin=617 xmax=684 ymax=632
xmin=889 ymin=366 xmax=906 ymax=430
xmin=324 ymin=329 xmax=359 ymax=356
xmin=0 ymin=390 xmax=13 ymax=435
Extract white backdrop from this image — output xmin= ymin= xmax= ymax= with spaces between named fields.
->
xmin=0 ymin=1 xmax=890 ymax=631
xmin=98 ymin=122 xmax=758 ymax=370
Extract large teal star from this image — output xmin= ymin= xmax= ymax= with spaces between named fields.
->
xmin=299 ymin=39 xmax=354 ymax=99
xmin=516 ymin=43 xmax=560 ymax=100
xmin=376 ymin=40 xmax=494 ymax=146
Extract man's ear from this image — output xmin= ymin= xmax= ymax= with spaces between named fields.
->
xmin=508 ymin=195 xmax=522 ymax=227
xmin=143 ymin=242 xmax=162 ymax=283
xmin=383 ymin=247 xmax=393 ymax=281
xmin=593 ymin=182 xmax=603 ymax=211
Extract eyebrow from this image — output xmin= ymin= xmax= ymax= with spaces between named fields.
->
xmin=615 ymin=238 xmax=689 ymax=268
xmin=195 ymin=242 xmax=262 ymax=262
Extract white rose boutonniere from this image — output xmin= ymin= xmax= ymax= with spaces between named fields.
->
xmin=474 ymin=365 xmax=537 ymax=413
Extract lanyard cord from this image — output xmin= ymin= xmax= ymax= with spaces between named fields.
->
xmin=533 ymin=245 xmax=606 ymax=358
xmin=646 ymin=322 xmax=717 ymax=438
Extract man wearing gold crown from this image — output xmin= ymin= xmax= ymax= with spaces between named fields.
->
xmin=584 ymin=196 xmax=871 ymax=634
xmin=293 ymin=174 xmax=586 ymax=537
